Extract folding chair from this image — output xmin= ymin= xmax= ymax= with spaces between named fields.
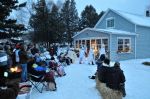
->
xmin=28 ymin=73 xmax=47 ymax=93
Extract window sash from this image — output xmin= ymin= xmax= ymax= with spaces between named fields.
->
xmin=107 ymin=19 xmax=114 ymax=28
xmin=117 ymin=38 xmax=131 ymax=53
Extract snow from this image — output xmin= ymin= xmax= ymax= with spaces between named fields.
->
xmin=73 ymin=28 xmax=137 ymax=38
xmin=27 ymin=58 xmax=150 ymax=99
xmin=93 ymin=28 xmax=137 ymax=35
xmin=115 ymin=10 xmax=150 ymax=27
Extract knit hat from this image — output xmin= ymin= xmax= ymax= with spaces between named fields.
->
xmin=104 ymin=58 xmax=110 ymax=65
xmin=114 ymin=61 xmax=120 ymax=67
xmin=50 ymin=57 xmax=55 ymax=60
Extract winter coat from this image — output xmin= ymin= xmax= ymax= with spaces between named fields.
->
xmin=99 ymin=47 xmax=106 ymax=58
xmin=97 ymin=63 xmax=112 ymax=83
xmin=19 ymin=50 xmax=28 ymax=64
xmin=31 ymin=47 xmax=39 ymax=55
xmin=66 ymin=50 xmax=77 ymax=63
xmin=79 ymin=49 xmax=85 ymax=58
xmin=98 ymin=63 xmax=126 ymax=90
xmin=88 ymin=49 xmax=95 ymax=62
xmin=0 ymin=82 xmax=19 ymax=99
xmin=106 ymin=67 xmax=126 ymax=90
xmin=0 ymin=50 xmax=8 ymax=67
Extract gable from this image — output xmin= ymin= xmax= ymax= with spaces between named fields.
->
xmin=94 ymin=9 xmax=135 ymax=32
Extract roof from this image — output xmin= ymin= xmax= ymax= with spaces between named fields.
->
xmin=95 ymin=8 xmax=150 ymax=28
xmin=73 ymin=28 xmax=137 ymax=38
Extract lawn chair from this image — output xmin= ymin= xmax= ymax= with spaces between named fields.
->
xmin=28 ymin=73 xmax=47 ymax=93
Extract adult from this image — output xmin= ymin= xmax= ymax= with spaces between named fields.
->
xmin=99 ymin=44 xmax=106 ymax=59
xmin=112 ymin=62 xmax=126 ymax=97
xmin=88 ymin=48 xmax=95 ymax=65
xmin=79 ymin=47 xmax=86 ymax=64
xmin=19 ymin=44 xmax=28 ymax=82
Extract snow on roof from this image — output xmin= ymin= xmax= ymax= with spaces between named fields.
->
xmin=112 ymin=9 xmax=150 ymax=27
xmin=73 ymin=28 xmax=137 ymax=38
xmin=92 ymin=28 xmax=137 ymax=35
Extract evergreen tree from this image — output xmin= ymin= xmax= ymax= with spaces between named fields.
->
xmin=0 ymin=0 xmax=26 ymax=39
xmin=49 ymin=4 xmax=65 ymax=43
xmin=80 ymin=5 xmax=100 ymax=29
xmin=29 ymin=0 xmax=50 ymax=43
xmin=61 ymin=0 xmax=79 ymax=44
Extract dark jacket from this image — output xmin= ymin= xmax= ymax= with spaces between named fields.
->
xmin=0 ymin=83 xmax=19 ymax=99
xmin=19 ymin=50 xmax=28 ymax=64
xmin=106 ymin=67 xmax=125 ymax=90
xmin=97 ymin=63 xmax=112 ymax=83
xmin=98 ymin=63 xmax=125 ymax=90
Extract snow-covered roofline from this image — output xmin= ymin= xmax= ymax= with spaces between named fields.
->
xmin=72 ymin=28 xmax=137 ymax=38
xmin=95 ymin=8 xmax=150 ymax=28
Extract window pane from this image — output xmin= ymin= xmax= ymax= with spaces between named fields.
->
xmin=82 ymin=40 xmax=85 ymax=45
xmin=125 ymin=39 xmax=129 ymax=44
xmin=96 ymin=39 xmax=101 ymax=44
xmin=102 ymin=39 xmax=108 ymax=45
xmin=118 ymin=39 xmax=123 ymax=44
xmin=91 ymin=39 xmax=95 ymax=49
xmin=124 ymin=44 xmax=130 ymax=52
xmin=118 ymin=45 xmax=123 ymax=51
xmin=107 ymin=19 xmax=114 ymax=27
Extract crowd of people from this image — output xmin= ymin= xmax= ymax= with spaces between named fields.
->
xmin=0 ymin=42 xmax=77 ymax=99
xmin=0 ymin=42 xmax=126 ymax=99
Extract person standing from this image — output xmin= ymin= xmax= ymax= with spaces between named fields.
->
xmin=19 ymin=44 xmax=28 ymax=82
xmin=79 ymin=47 xmax=86 ymax=64
xmin=99 ymin=44 xmax=106 ymax=59
xmin=88 ymin=48 xmax=95 ymax=65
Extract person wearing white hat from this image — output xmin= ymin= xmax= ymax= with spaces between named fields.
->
xmin=99 ymin=44 xmax=106 ymax=59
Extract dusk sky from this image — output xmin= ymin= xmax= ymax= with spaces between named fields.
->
xmin=19 ymin=0 xmax=150 ymax=16
xmin=75 ymin=0 xmax=150 ymax=15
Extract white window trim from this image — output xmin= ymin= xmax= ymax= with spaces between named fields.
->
xmin=106 ymin=17 xmax=115 ymax=29
xmin=117 ymin=37 xmax=132 ymax=53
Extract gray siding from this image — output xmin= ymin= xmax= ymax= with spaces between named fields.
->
xmin=136 ymin=26 xmax=150 ymax=59
xmin=74 ymin=30 xmax=109 ymax=40
xmin=110 ymin=35 xmax=135 ymax=61
xmin=95 ymin=10 xmax=135 ymax=32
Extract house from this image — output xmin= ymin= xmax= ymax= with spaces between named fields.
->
xmin=73 ymin=8 xmax=150 ymax=61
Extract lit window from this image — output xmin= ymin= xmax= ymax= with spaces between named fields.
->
xmin=117 ymin=38 xmax=131 ymax=53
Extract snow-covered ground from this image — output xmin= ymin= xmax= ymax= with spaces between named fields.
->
xmin=29 ymin=58 xmax=150 ymax=99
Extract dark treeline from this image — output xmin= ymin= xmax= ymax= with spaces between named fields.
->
xmin=0 ymin=0 xmax=104 ymax=45
xmin=0 ymin=0 xmax=27 ymax=39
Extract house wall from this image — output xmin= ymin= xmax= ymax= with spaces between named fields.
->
xmin=110 ymin=35 xmax=135 ymax=61
xmin=73 ymin=30 xmax=109 ymax=40
xmin=136 ymin=26 xmax=150 ymax=59
xmin=95 ymin=10 xmax=135 ymax=32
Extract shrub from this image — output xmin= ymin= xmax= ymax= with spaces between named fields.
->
xmin=142 ymin=62 xmax=150 ymax=66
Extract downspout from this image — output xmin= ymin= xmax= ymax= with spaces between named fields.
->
xmin=135 ymin=25 xmax=137 ymax=59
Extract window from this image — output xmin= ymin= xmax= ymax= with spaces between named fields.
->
xmin=117 ymin=38 xmax=131 ymax=53
xmin=75 ymin=40 xmax=79 ymax=48
xmin=106 ymin=18 xmax=114 ymax=28
xmin=91 ymin=39 xmax=96 ymax=49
